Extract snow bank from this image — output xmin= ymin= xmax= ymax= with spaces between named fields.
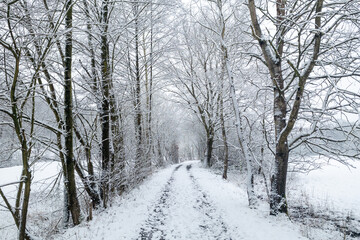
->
xmin=0 ymin=161 xmax=62 ymax=240
xmin=191 ymin=161 xmax=307 ymax=240
xmin=52 ymin=165 xmax=175 ymax=240
xmin=288 ymin=159 xmax=360 ymax=218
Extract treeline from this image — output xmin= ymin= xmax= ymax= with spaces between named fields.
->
xmin=0 ymin=0 xmax=181 ymax=239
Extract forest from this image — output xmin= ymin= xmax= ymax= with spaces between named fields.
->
xmin=0 ymin=0 xmax=360 ymax=239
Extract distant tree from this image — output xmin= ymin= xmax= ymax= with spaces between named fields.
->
xmin=169 ymin=22 xmax=222 ymax=168
xmin=169 ymin=141 xmax=179 ymax=164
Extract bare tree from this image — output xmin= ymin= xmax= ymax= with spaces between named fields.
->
xmin=247 ymin=0 xmax=360 ymax=215
xmin=0 ymin=1 xmax=43 ymax=238
xmin=169 ymin=24 xmax=222 ymax=168
xmin=63 ymin=0 xmax=81 ymax=225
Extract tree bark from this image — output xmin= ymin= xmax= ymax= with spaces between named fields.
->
xmin=13 ymin=56 xmax=33 ymax=240
xmin=80 ymin=0 xmax=103 ymax=207
xmin=216 ymin=0 xmax=257 ymax=207
xmin=100 ymin=0 xmax=111 ymax=208
xmin=205 ymin=130 xmax=214 ymax=167
xmin=64 ymin=0 xmax=81 ymax=225
xmin=110 ymin=94 xmax=126 ymax=195
xmin=133 ymin=2 xmax=144 ymax=182
xmin=220 ymin=97 xmax=229 ymax=179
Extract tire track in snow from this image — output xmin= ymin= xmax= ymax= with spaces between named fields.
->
xmin=138 ymin=163 xmax=233 ymax=240
xmin=186 ymin=164 xmax=233 ymax=240
xmin=138 ymin=164 xmax=182 ymax=240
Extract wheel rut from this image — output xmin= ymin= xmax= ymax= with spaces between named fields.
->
xmin=138 ymin=163 xmax=232 ymax=240
xmin=186 ymin=164 xmax=232 ymax=240
xmin=138 ymin=165 xmax=182 ymax=240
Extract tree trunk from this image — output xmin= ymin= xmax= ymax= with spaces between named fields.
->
xmin=218 ymin=16 xmax=229 ymax=179
xmin=205 ymin=131 xmax=214 ymax=167
xmin=80 ymin=0 xmax=103 ymax=207
xmin=223 ymin=41 xmax=257 ymax=207
xmin=228 ymin=70 xmax=257 ymax=207
xmin=270 ymin=140 xmax=289 ymax=214
xmin=143 ymin=31 xmax=153 ymax=172
xmin=100 ymin=0 xmax=111 ymax=208
xmin=270 ymin=68 xmax=289 ymax=215
xmin=64 ymin=0 xmax=81 ymax=225
xmin=220 ymin=101 xmax=229 ymax=179
xmin=110 ymin=95 xmax=126 ymax=195
xmin=214 ymin=0 xmax=256 ymax=206
xmin=156 ymin=138 xmax=164 ymax=167
xmin=143 ymin=2 xmax=154 ymax=172
xmin=18 ymin=146 xmax=32 ymax=240
xmin=133 ymin=2 xmax=144 ymax=182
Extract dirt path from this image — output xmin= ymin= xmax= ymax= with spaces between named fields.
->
xmin=138 ymin=164 xmax=232 ymax=240
xmin=139 ymin=165 xmax=182 ymax=239
xmin=53 ymin=161 xmax=308 ymax=240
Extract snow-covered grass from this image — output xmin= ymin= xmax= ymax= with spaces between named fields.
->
xmin=288 ymin=159 xmax=360 ymax=219
xmin=226 ymin=157 xmax=360 ymax=240
xmin=0 ymin=161 xmax=63 ymax=240
xmin=51 ymin=165 xmax=176 ymax=240
xmin=287 ymin=158 xmax=360 ymax=240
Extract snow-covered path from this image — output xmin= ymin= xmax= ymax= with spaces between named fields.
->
xmin=139 ymin=164 xmax=231 ymax=239
xmin=54 ymin=161 xmax=306 ymax=240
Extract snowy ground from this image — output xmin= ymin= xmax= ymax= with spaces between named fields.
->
xmin=1 ymin=159 xmax=359 ymax=239
xmin=288 ymin=159 xmax=360 ymax=219
xmin=226 ymin=158 xmax=360 ymax=240
xmin=51 ymin=161 xmax=306 ymax=240
xmin=287 ymin=159 xmax=360 ymax=239
xmin=0 ymin=161 xmax=63 ymax=239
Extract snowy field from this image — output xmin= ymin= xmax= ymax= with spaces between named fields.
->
xmin=287 ymin=159 xmax=360 ymax=239
xmin=289 ymin=159 xmax=360 ymax=218
xmin=0 ymin=159 xmax=359 ymax=239
xmin=227 ymin=158 xmax=360 ymax=240
xmin=0 ymin=161 xmax=63 ymax=240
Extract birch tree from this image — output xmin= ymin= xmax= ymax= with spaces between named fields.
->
xmin=201 ymin=0 xmax=257 ymax=207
